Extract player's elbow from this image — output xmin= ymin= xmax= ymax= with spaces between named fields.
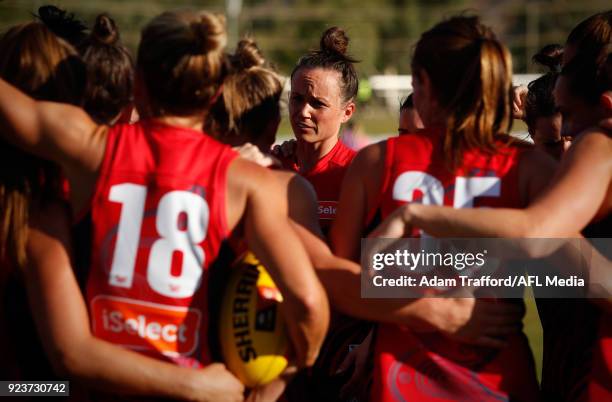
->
xmin=291 ymin=284 xmax=330 ymax=367
xmin=300 ymin=283 xmax=329 ymax=331
xmin=48 ymin=344 xmax=85 ymax=378
xmin=306 ymin=285 xmax=329 ymax=323
xmin=45 ymin=336 xmax=95 ymax=380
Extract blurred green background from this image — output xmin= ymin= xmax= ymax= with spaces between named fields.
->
xmin=2 ymin=0 xmax=610 ymax=74
xmin=0 ymin=0 xmax=608 ymax=139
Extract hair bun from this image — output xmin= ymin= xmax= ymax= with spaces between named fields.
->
xmin=36 ymin=5 xmax=87 ymax=46
xmin=191 ymin=13 xmax=227 ymax=55
xmin=37 ymin=5 xmax=67 ymax=25
xmin=532 ymin=44 xmax=563 ymax=72
xmin=91 ymin=14 xmax=119 ymax=45
xmin=320 ymin=26 xmax=349 ymax=55
xmin=233 ymin=38 xmax=266 ymax=69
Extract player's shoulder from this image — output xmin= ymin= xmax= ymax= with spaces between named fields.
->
xmin=574 ymin=127 xmax=612 ymax=150
xmin=352 ymin=140 xmax=386 ymax=169
xmin=228 ymin=157 xmax=278 ymax=192
xmin=273 ymin=170 xmax=314 ymax=192
xmin=555 ymin=128 xmax=611 ymax=170
xmin=324 ymin=140 xmax=357 ymax=170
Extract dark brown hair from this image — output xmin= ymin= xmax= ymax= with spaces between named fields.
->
xmin=411 ymin=15 xmax=513 ymax=166
xmin=35 ymin=5 xmax=88 ymax=47
xmin=79 ymin=14 xmax=134 ymax=124
xmin=291 ymin=26 xmax=359 ymax=103
xmin=525 ymin=44 xmax=563 ymax=128
xmin=137 ymin=10 xmax=227 ymax=116
xmin=206 ymin=38 xmax=283 ymax=146
xmin=0 ymin=22 xmax=85 ymax=268
xmin=0 ymin=22 xmax=85 ymax=105
xmin=563 ymin=11 xmax=612 ymax=105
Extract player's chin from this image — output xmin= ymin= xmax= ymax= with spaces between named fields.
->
xmin=294 ymin=130 xmax=319 ymax=143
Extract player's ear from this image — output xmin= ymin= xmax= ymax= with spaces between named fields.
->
xmin=341 ymin=101 xmax=355 ymax=124
xmin=600 ymin=91 xmax=612 ymax=112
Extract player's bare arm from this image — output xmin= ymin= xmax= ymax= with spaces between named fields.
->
xmin=274 ymin=170 xmax=324 ymax=239
xmin=25 ymin=202 xmax=244 ymax=402
xmin=0 ymin=78 xmax=106 ymax=214
xmin=330 ymin=141 xmax=386 ymax=261
xmin=226 ymin=157 xmax=330 ymax=368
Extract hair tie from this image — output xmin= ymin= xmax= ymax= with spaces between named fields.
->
xmin=208 ymin=83 xmax=224 ymax=106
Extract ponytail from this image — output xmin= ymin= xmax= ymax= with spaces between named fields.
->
xmin=412 ymin=16 xmax=513 ymax=168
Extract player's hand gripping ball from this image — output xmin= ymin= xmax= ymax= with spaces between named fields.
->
xmin=220 ymin=252 xmax=289 ymax=387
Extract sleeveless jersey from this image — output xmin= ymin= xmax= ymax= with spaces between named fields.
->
xmin=86 ymin=120 xmax=237 ymax=368
xmin=538 ymin=213 xmax=612 ymax=402
xmin=282 ymin=140 xmax=356 ymax=232
xmin=371 ymin=130 xmax=540 ymax=402
xmin=281 ymin=140 xmax=366 ymax=401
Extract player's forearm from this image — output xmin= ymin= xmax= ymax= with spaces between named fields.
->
xmin=294 ymin=225 xmax=459 ymax=334
xmin=409 ymin=203 xmax=533 ymax=238
xmin=281 ymin=291 xmax=329 ymax=367
xmin=314 ymin=254 xmax=439 ymax=330
xmin=244 ymin=165 xmax=330 ymax=367
xmin=247 ymin=221 xmax=329 ymax=367
xmin=300 ymin=227 xmax=436 ymax=329
xmin=52 ymin=336 xmax=201 ymax=400
xmin=278 ymin=267 xmax=329 ymax=367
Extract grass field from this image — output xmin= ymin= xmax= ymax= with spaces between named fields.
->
xmin=524 ymin=287 xmax=543 ymax=382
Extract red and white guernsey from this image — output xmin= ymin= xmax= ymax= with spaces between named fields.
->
xmin=86 ymin=120 xmax=237 ymax=368
xmin=282 ymin=140 xmax=356 ymax=232
xmin=370 ymin=130 xmax=540 ymax=402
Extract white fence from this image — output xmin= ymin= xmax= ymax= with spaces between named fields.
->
xmin=283 ymin=74 xmax=541 ymax=113
xmin=368 ymin=74 xmax=541 ymax=112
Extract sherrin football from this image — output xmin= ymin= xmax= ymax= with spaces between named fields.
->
xmin=219 ymin=252 xmax=289 ymax=387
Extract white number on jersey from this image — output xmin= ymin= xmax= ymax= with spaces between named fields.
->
xmin=108 ymin=184 xmax=209 ymax=298
xmin=392 ymin=172 xmax=501 ymax=235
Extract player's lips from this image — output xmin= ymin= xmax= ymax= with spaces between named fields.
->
xmin=295 ymin=122 xmax=315 ymax=131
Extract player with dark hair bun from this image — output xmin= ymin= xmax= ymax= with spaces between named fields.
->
xmin=36 ymin=6 xmax=134 ymax=125
xmin=275 ymin=26 xmax=359 ymax=232
xmin=206 ymin=38 xmax=324 ymax=238
xmin=525 ymin=44 xmax=569 ymax=160
xmin=78 ymin=14 xmax=134 ymax=124
xmin=35 ymin=5 xmax=88 ymax=47
xmin=293 ymin=26 xmax=359 ymax=103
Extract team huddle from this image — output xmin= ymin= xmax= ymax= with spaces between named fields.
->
xmin=0 ymin=4 xmax=610 ymax=402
